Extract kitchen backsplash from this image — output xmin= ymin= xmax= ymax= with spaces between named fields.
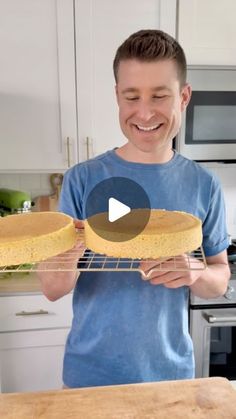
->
xmin=0 ymin=164 xmax=236 ymax=237
xmin=0 ymin=173 xmax=52 ymax=200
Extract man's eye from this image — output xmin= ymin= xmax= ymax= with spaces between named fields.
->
xmin=126 ymin=97 xmax=139 ymax=101
xmin=153 ymin=95 xmax=167 ymax=99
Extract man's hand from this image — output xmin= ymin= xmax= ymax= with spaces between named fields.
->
xmin=139 ymin=255 xmax=205 ymax=288
xmin=37 ymin=218 xmax=86 ymax=301
xmin=74 ymin=219 xmax=84 ymax=230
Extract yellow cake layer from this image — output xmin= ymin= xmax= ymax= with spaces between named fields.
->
xmin=84 ymin=209 xmax=202 ymax=259
xmin=0 ymin=212 xmax=77 ymax=267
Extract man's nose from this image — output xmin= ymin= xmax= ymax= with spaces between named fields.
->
xmin=136 ymin=101 xmax=156 ymax=120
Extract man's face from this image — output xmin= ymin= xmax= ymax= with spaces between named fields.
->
xmin=115 ymin=59 xmax=191 ymax=155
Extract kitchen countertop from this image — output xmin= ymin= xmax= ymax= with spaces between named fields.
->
xmin=0 ymin=377 xmax=235 ymax=419
xmin=0 ymin=272 xmax=42 ymax=296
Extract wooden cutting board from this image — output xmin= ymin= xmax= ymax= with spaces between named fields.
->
xmin=32 ymin=194 xmax=59 ymax=212
xmin=32 ymin=173 xmax=63 ymax=212
xmin=0 ymin=377 xmax=235 ymax=419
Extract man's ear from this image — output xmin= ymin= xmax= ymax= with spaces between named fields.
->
xmin=115 ymin=85 xmax=119 ymax=105
xmin=180 ymin=83 xmax=192 ymax=112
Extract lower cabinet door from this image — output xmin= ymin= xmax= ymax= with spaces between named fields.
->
xmin=0 ymin=328 xmax=69 ymax=393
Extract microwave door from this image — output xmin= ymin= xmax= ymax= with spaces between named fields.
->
xmin=177 ymin=67 xmax=236 ymax=162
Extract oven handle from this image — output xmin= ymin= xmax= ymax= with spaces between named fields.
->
xmin=206 ymin=313 xmax=236 ymax=323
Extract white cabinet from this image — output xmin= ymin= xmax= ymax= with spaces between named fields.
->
xmin=177 ymin=0 xmax=236 ymax=65
xmin=75 ymin=0 xmax=177 ymax=161
xmin=0 ymin=293 xmax=73 ymax=393
xmin=0 ymin=0 xmax=77 ymax=172
xmin=0 ymin=329 xmax=68 ymax=393
xmin=0 ymin=0 xmax=176 ymax=170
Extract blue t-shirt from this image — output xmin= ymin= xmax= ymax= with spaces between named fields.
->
xmin=59 ymin=150 xmax=228 ymax=388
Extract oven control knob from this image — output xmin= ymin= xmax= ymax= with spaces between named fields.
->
xmin=224 ymin=285 xmax=235 ymax=300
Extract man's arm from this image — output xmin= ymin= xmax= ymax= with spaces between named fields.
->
xmin=38 ymin=270 xmax=78 ymax=302
xmin=189 ymin=250 xmax=230 ymax=298
xmin=37 ymin=241 xmax=85 ymax=301
xmin=139 ymin=249 xmax=230 ymax=299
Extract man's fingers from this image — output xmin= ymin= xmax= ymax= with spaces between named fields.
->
xmin=74 ymin=219 xmax=84 ymax=229
xmin=139 ymin=258 xmax=172 ymax=276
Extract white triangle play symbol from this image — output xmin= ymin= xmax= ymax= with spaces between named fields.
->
xmin=108 ymin=197 xmax=131 ymax=222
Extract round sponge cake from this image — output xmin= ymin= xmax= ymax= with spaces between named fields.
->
xmin=0 ymin=211 xmax=77 ymax=267
xmin=84 ymin=209 xmax=202 ymax=259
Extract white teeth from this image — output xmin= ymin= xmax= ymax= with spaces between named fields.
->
xmin=136 ymin=124 xmax=160 ymax=131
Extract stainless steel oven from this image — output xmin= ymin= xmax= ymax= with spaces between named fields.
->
xmin=190 ymin=260 xmax=236 ymax=379
xmin=177 ymin=65 xmax=236 ymax=162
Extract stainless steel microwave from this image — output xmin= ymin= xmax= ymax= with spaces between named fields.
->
xmin=176 ymin=66 xmax=236 ymax=162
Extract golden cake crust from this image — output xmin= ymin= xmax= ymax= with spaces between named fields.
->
xmin=84 ymin=209 xmax=202 ymax=259
xmin=0 ymin=211 xmax=77 ymax=266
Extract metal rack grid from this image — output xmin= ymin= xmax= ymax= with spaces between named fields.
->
xmin=0 ymin=229 xmax=207 ymax=279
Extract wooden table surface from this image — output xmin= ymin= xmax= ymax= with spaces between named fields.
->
xmin=0 ymin=377 xmax=236 ymax=419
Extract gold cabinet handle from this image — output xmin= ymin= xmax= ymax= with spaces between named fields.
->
xmin=15 ymin=309 xmax=49 ymax=316
xmin=86 ymin=137 xmax=94 ymax=160
xmin=66 ymin=137 xmax=71 ymax=168
xmin=86 ymin=136 xmax=90 ymax=160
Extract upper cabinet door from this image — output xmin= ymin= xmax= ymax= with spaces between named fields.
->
xmin=75 ymin=0 xmax=177 ymax=161
xmin=177 ymin=0 xmax=236 ymax=65
xmin=0 ymin=0 xmax=78 ymax=172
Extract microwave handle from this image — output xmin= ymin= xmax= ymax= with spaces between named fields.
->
xmin=205 ymin=313 xmax=236 ymax=324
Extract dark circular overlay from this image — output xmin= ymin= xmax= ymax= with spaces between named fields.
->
xmin=85 ymin=177 xmax=151 ymax=242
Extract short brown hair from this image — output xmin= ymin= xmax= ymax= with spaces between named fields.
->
xmin=113 ymin=29 xmax=187 ymax=87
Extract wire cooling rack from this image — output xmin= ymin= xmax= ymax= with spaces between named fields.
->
xmin=0 ymin=228 xmax=207 ymax=279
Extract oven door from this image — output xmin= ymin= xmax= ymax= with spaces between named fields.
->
xmin=190 ymin=307 xmax=236 ymax=378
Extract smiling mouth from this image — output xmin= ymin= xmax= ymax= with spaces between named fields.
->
xmin=135 ymin=124 xmax=163 ymax=132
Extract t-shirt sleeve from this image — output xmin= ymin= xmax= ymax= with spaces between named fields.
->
xmin=58 ymin=167 xmax=83 ymax=220
xmin=202 ymin=176 xmax=229 ymax=257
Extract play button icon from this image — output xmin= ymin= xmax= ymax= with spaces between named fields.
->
xmin=85 ymin=177 xmax=151 ymax=242
xmin=108 ymin=198 xmax=131 ymax=222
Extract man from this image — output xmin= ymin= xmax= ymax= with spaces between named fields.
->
xmin=39 ymin=30 xmax=230 ymax=388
